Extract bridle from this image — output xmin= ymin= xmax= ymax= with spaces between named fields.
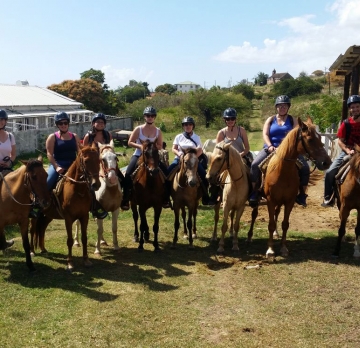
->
xmin=213 ymin=145 xmax=244 ymax=183
xmin=175 ymin=153 xmax=197 ymax=189
xmin=99 ymin=146 xmax=118 ymax=178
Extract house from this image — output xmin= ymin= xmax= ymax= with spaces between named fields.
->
xmin=267 ymin=69 xmax=294 ymax=84
xmin=174 ymin=81 xmax=201 ymax=93
xmin=0 ymin=83 xmax=94 ymax=131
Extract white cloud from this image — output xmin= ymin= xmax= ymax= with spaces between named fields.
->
xmin=101 ymin=65 xmax=154 ymax=89
xmin=213 ymin=0 xmax=360 ymax=75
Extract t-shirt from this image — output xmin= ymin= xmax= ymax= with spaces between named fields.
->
xmin=337 ymin=117 xmax=360 ymax=147
xmin=173 ymin=132 xmax=202 ymax=159
xmin=0 ymin=132 xmax=15 ymax=160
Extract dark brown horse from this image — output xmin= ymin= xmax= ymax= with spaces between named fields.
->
xmin=333 ymin=144 xmax=360 ymax=258
xmin=131 ymin=139 xmax=165 ymax=251
xmin=31 ymin=143 xmax=101 ymax=270
xmin=0 ymin=156 xmax=50 ymax=271
xmin=170 ymin=148 xmax=201 ymax=249
xmin=264 ymin=117 xmax=331 ymax=258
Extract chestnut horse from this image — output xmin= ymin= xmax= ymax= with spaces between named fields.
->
xmin=206 ymin=141 xmax=252 ymax=253
xmin=74 ymin=141 xmax=122 ymax=254
xmin=131 ymin=139 xmax=165 ymax=251
xmin=0 ymin=157 xmax=50 ymax=271
xmin=31 ymin=143 xmax=101 ymax=270
xmin=264 ymin=117 xmax=331 ymax=258
xmin=333 ymin=144 xmax=360 ymax=258
xmin=170 ymin=148 xmax=202 ymax=249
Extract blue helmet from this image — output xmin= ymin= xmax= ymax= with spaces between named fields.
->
xmin=347 ymin=95 xmax=360 ymax=107
xmin=54 ymin=112 xmax=70 ymax=124
xmin=0 ymin=109 xmax=8 ymax=120
xmin=143 ymin=106 xmax=157 ymax=116
xmin=92 ymin=113 xmax=106 ymax=124
xmin=275 ymin=95 xmax=291 ymax=106
xmin=223 ymin=108 xmax=237 ymax=119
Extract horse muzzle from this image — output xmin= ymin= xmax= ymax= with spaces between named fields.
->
xmin=315 ymin=159 xmax=332 ymax=171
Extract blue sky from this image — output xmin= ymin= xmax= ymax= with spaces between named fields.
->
xmin=1 ymin=0 xmax=360 ymax=90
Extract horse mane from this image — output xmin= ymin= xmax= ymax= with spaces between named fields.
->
xmin=138 ymin=140 xmax=159 ymax=166
xmin=273 ymin=126 xmax=299 ymax=159
xmin=184 ymin=148 xmax=197 ymax=155
xmin=350 ymin=148 xmax=360 ymax=177
xmin=25 ymin=158 xmax=44 ymax=171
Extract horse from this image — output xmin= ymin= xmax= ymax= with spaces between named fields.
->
xmin=74 ymin=140 xmax=122 ymax=255
xmin=264 ymin=117 xmax=331 ymax=258
xmin=0 ymin=156 xmax=50 ymax=271
xmin=131 ymin=139 xmax=165 ymax=251
xmin=31 ymin=143 xmax=101 ymax=270
xmin=170 ymin=148 xmax=202 ymax=249
xmin=206 ymin=141 xmax=252 ymax=253
xmin=333 ymin=143 xmax=360 ymax=258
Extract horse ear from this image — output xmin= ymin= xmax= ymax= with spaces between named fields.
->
xmin=19 ymin=159 xmax=28 ymax=166
xmin=306 ymin=115 xmax=313 ymax=124
xmin=298 ymin=118 xmax=308 ymax=131
xmin=37 ymin=155 xmax=43 ymax=163
xmin=110 ymin=139 xmax=114 ymax=148
xmin=223 ymin=142 xmax=231 ymax=150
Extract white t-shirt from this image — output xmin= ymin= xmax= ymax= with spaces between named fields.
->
xmin=0 ymin=132 xmax=15 ymax=160
xmin=173 ymin=132 xmax=202 ymax=159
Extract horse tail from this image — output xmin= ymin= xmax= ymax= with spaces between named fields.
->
xmin=308 ymin=169 xmax=324 ymax=186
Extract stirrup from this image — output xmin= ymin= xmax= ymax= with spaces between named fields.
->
xmin=121 ymin=200 xmax=130 ymax=211
xmin=92 ymin=209 xmax=108 ymax=219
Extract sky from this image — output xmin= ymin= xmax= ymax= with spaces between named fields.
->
xmin=1 ymin=0 xmax=360 ymax=91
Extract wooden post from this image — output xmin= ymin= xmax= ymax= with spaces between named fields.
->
xmin=351 ymin=64 xmax=360 ymax=95
xmin=342 ymin=74 xmax=351 ymax=121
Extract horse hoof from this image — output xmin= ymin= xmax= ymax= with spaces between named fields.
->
xmin=113 ymin=246 xmax=120 ymax=251
xmin=94 ymin=250 xmax=101 ymax=255
xmin=40 ymin=249 xmax=48 ymax=254
xmin=30 ymin=252 xmax=35 ymax=257
xmin=183 ymin=235 xmax=188 ymax=240
xmin=100 ymin=240 xmax=108 ymax=246
xmin=134 ymin=237 xmax=139 ymax=243
xmin=192 ymin=234 xmax=197 ymax=239
xmin=188 ymin=245 xmax=195 ymax=250
xmin=73 ymin=241 xmax=80 ymax=247
xmin=66 ymin=266 xmax=74 ymax=272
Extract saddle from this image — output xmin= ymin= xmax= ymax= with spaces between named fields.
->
xmin=335 ymin=155 xmax=352 ymax=185
xmin=51 ymin=177 xmax=66 ymax=218
xmin=132 ymin=162 xmax=167 ymax=184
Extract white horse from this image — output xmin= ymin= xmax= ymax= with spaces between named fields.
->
xmin=74 ymin=140 xmax=122 ymax=254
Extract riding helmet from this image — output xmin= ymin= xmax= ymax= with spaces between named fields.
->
xmin=181 ymin=116 xmax=195 ymax=128
xmin=92 ymin=113 xmax=107 ymax=124
xmin=0 ymin=109 xmax=8 ymax=120
xmin=223 ymin=108 xmax=237 ymax=119
xmin=143 ymin=106 xmax=157 ymax=116
xmin=347 ymin=95 xmax=360 ymax=107
xmin=54 ymin=112 xmax=70 ymax=124
xmin=275 ymin=95 xmax=291 ymax=106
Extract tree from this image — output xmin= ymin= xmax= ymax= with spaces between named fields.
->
xmin=298 ymin=71 xmax=308 ymax=78
xmin=115 ymin=80 xmax=150 ymax=103
xmin=255 ymin=72 xmax=268 ymax=86
xmin=155 ymin=83 xmax=177 ymax=95
xmin=232 ymin=83 xmax=255 ymax=100
xmin=80 ymin=68 xmax=105 ymax=85
xmin=272 ymin=76 xmax=323 ymax=98
xmin=312 ymin=70 xmax=324 ymax=77
xmin=48 ymin=78 xmax=106 ymax=112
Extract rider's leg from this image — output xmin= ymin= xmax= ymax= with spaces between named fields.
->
xmin=121 ymin=155 xmax=139 ymax=210
xmin=249 ymin=148 xmax=268 ymax=207
xmin=296 ymin=156 xmax=310 ymax=207
xmin=197 ymin=164 xmax=216 ymax=206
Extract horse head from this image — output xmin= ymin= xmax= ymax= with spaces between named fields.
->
xmin=206 ymin=141 xmax=230 ymax=184
xmin=98 ymin=140 xmax=118 ymax=186
xmin=140 ymin=139 xmax=160 ymax=176
xmin=20 ymin=155 xmax=51 ymax=209
xmin=80 ymin=142 xmax=101 ymax=191
xmin=298 ymin=117 xmax=332 ymax=171
xmin=180 ymin=148 xmax=199 ymax=187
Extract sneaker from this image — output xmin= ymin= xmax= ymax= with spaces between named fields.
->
xmin=29 ymin=208 xmax=40 ymax=219
xmin=249 ymin=191 xmax=259 ymax=207
xmin=295 ymin=193 xmax=308 ymax=207
xmin=120 ymin=200 xmax=130 ymax=211
xmin=92 ymin=208 xmax=108 ymax=219
xmin=321 ymin=198 xmax=334 ymax=208
xmin=162 ymin=201 xmax=172 ymax=209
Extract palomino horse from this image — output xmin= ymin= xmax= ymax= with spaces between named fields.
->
xmin=264 ymin=117 xmax=331 ymax=258
xmin=131 ymin=139 xmax=165 ymax=251
xmin=333 ymin=144 xmax=360 ymax=258
xmin=74 ymin=140 xmax=122 ymax=254
xmin=31 ymin=143 xmax=101 ymax=270
xmin=170 ymin=148 xmax=202 ymax=249
xmin=206 ymin=141 xmax=251 ymax=253
xmin=0 ymin=157 xmax=50 ymax=271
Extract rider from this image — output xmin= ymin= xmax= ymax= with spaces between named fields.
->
xmin=0 ymin=109 xmax=16 ymax=248
xmin=249 ymin=95 xmax=310 ymax=207
xmin=120 ymin=106 xmax=170 ymax=211
xmin=46 ymin=112 xmax=108 ymax=219
xmin=322 ymin=95 xmax=360 ymax=207
xmin=83 ymin=113 xmax=112 ymax=146
xmin=167 ymin=116 xmax=216 ymax=206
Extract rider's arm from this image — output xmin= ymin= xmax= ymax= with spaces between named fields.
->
xmin=46 ymin=133 xmax=60 ymax=170
xmin=215 ymin=129 xmax=225 ymax=143
xmin=73 ymin=133 xmax=81 ymax=152
xmin=338 ymin=137 xmax=352 ymax=155
xmin=83 ymin=133 xmax=90 ymax=146
xmin=263 ymin=116 xmax=275 ymax=153
xmin=240 ymin=127 xmax=250 ymax=157
xmin=128 ymin=127 xmax=142 ymax=150
xmin=156 ymin=130 xmax=163 ymax=150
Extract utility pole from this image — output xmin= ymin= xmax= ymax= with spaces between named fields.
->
xmin=325 ymin=67 xmax=331 ymax=95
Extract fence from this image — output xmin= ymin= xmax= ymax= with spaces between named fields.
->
xmin=9 ymin=116 xmax=133 ymax=156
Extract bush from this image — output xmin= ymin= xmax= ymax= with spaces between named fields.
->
xmin=273 ymin=76 xmax=323 ymax=98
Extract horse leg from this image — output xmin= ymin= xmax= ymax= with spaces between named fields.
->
xmin=132 ymin=204 xmax=139 ymax=242
xmin=192 ymin=205 xmax=198 ymax=239
xmin=229 ymin=209 xmax=235 ymax=237
xmin=19 ymin=219 xmax=35 ymax=271
xmin=79 ymin=215 xmax=91 ymax=267
xmin=138 ymin=208 xmax=147 ymax=251
xmin=65 ymin=218 xmax=75 ymax=271
xmin=273 ymin=206 xmax=281 ymax=239
xmin=232 ymin=206 xmax=245 ymax=252
xmin=279 ymin=205 xmax=292 ymax=257
xmin=211 ymin=202 xmax=220 ymax=242
xmin=187 ymin=208 xmax=194 ymax=249
xmin=32 ymin=215 xmax=51 ymax=255
xmin=218 ymin=207 xmax=229 ymax=254
xmin=112 ymin=208 xmax=120 ymax=251
xmin=94 ymin=218 xmax=104 ymax=255
xmin=181 ymin=206 xmax=188 ymax=239
xmin=172 ymin=205 xmax=180 ymax=249
xmin=152 ymin=206 xmax=161 ymax=251
xmin=354 ymin=212 xmax=360 ymax=258
xmin=247 ymin=206 xmax=258 ymax=244
xmin=333 ymin=205 xmax=350 ymax=258
xmin=266 ymin=203 xmax=277 ymax=258
xmin=73 ymin=220 xmax=81 ymax=247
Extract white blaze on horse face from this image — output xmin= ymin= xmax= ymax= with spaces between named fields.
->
xmin=102 ymin=151 xmax=118 ymax=185
xmin=186 ymin=155 xmax=198 ymax=184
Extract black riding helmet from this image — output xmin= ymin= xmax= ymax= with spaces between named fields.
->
xmin=275 ymin=95 xmax=291 ymax=107
xmin=181 ymin=116 xmax=195 ymax=128
xmin=54 ymin=112 xmax=70 ymax=124
xmin=92 ymin=113 xmax=106 ymax=124
xmin=143 ymin=106 xmax=157 ymax=116
xmin=347 ymin=95 xmax=360 ymax=107
xmin=223 ymin=108 xmax=237 ymax=119
xmin=0 ymin=109 xmax=8 ymax=120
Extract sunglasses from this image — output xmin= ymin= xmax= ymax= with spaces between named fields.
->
xmin=183 ymin=123 xmax=193 ymax=126
xmin=225 ymin=117 xmax=236 ymax=121
xmin=57 ymin=121 xmax=69 ymax=126
xmin=145 ymin=114 xmax=156 ymax=118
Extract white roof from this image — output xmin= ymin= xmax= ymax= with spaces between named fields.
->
xmin=0 ymin=84 xmax=83 ymax=108
xmin=175 ymin=81 xmax=200 ymax=85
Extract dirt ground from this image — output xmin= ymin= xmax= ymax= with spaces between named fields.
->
xmin=242 ymin=175 xmax=357 ymax=233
